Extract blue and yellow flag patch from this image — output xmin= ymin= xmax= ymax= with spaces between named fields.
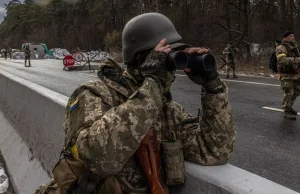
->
xmin=70 ymin=98 xmax=79 ymax=111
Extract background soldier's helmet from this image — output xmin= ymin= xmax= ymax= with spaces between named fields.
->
xmin=122 ymin=12 xmax=182 ymax=65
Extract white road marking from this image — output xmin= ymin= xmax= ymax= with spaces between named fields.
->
xmin=223 ymin=79 xmax=280 ymax=87
xmin=175 ymin=74 xmax=280 ymax=86
xmin=262 ymin=106 xmax=300 ymax=115
xmin=177 ymin=70 xmax=277 ymax=79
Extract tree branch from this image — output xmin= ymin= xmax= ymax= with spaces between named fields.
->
xmin=228 ymin=2 xmax=246 ymax=15
xmin=248 ymin=0 xmax=262 ymax=25
xmin=214 ymin=15 xmax=243 ymax=35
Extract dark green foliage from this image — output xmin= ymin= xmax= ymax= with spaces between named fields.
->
xmin=0 ymin=0 xmax=299 ymax=59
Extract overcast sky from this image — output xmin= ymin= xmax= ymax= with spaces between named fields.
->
xmin=0 ymin=0 xmax=10 ymax=22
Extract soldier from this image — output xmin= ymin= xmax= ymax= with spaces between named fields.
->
xmin=3 ymin=48 xmax=7 ymax=59
xmin=35 ymin=13 xmax=237 ymax=194
xmin=24 ymin=45 xmax=31 ymax=67
xmin=276 ymin=31 xmax=300 ymax=120
xmin=222 ymin=43 xmax=239 ymax=78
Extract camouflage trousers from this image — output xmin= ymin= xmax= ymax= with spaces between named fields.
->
xmin=226 ymin=61 xmax=236 ymax=76
xmin=280 ymin=80 xmax=300 ymax=111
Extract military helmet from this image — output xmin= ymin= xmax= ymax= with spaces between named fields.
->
xmin=122 ymin=12 xmax=182 ymax=64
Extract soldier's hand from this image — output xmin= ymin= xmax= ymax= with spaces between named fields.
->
xmin=154 ymin=39 xmax=171 ymax=53
xmin=183 ymin=47 xmax=218 ymax=86
xmin=141 ymin=39 xmax=171 ymax=86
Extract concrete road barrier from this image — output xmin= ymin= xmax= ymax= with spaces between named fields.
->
xmin=0 ymin=69 xmax=298 ymax=194
xmin=0 ymin=110 xmax=50 ymax=194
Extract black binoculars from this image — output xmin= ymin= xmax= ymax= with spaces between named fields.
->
xmin=166 ymin=51 xmax=216 ymax=74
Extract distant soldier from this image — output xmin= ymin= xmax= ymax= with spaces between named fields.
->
xmin=24 ymin=45 xmax=31 ymax=67
xmin=222 ymin=43 xmax=239 ymax=78
xmin=3 ymin=48 xmax=7 ymax=59
xmin=275 ymin=31 xmax=300 ymax=120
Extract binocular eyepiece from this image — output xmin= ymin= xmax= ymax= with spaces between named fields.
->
xmin=166 ymin=51 xmax=216 ymax=74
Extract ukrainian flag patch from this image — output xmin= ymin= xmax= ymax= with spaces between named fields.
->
xmin=70 ymin=98 xmax=79 ymax=111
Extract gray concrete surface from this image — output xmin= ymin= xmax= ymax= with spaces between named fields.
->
xmin=0 ymin=63 xmax=296 ymax=194
xmin=0 ymin=110 xmax=49 ymax=194
xmin=0 ymin=68 xmax=67 ymax=175
xmin=169 ymin=162 xmax=298 ymax=194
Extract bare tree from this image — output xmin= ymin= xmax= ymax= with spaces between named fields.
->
xmin=215 ymin=0 xmax=263 ymax=60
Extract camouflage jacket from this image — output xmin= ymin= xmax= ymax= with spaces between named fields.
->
xmin=275 ymin=42 xmax=300 ymax=80
xmin=222 ymin=46 xmax=239 ymax=62
xmin=25 ymin=48 xmax=31 ymax=58
xmin=62 ymin=58 xmax=237 ymax=193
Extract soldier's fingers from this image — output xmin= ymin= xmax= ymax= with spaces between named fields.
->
xmin=186 ymin=47 xmax=207 ymax=54
xmin=157 ymin=45 xmax=171 ymax=53
xmin=154 ymin=39 xmax=167 ymax=50
xmin=197 ymin=48 xmax=209 ymax=54
xmin=163 ymin=48 xmax=172 ymax=54
xmin=159 ymin=44 xmax=171 ymax=50
xmin=184 ymin=48 xmax=191 ymax=52
xmin=185 ymin=48 xmax=200 ymax=54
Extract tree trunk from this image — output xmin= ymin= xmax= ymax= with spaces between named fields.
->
xmin=277 ymin=0 xmax=288 ymax=31
xmin=243 ymin=0 xmax=251 ymax=60
xmin=226 ymin=0 xmax=232 ymax=41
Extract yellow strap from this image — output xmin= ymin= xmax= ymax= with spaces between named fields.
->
xmin=276 ymin=53 xmax=286 ymax=60
xmin=71 ymin=144 xmax=81 ymax=161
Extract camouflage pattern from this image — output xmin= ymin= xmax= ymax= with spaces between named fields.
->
xmin=276 ymin=42 xmax=300 ymax=111
xmin=141 ymin=50 xmax=169 ymax=93
xmin=161 ymin=140 xmax=185 ymax=185
xmin=37 ymin=56 xmax=236 ymax=193
xmin=280 ymin=80 xmax=300 ymax=111
xmin=275 ymin=42 xmax=300 ymax=80
xmin=222 ymin=45 xmax=239 ymax=77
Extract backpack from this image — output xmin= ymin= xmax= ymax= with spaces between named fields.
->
xmin=269 ymin=51 xmax=278 ymax=73
xmin=269 ymin=40 xmax=283 ymax=73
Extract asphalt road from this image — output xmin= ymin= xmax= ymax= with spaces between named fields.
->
xmin=0 ymin=58 xmax=299 ymax=192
